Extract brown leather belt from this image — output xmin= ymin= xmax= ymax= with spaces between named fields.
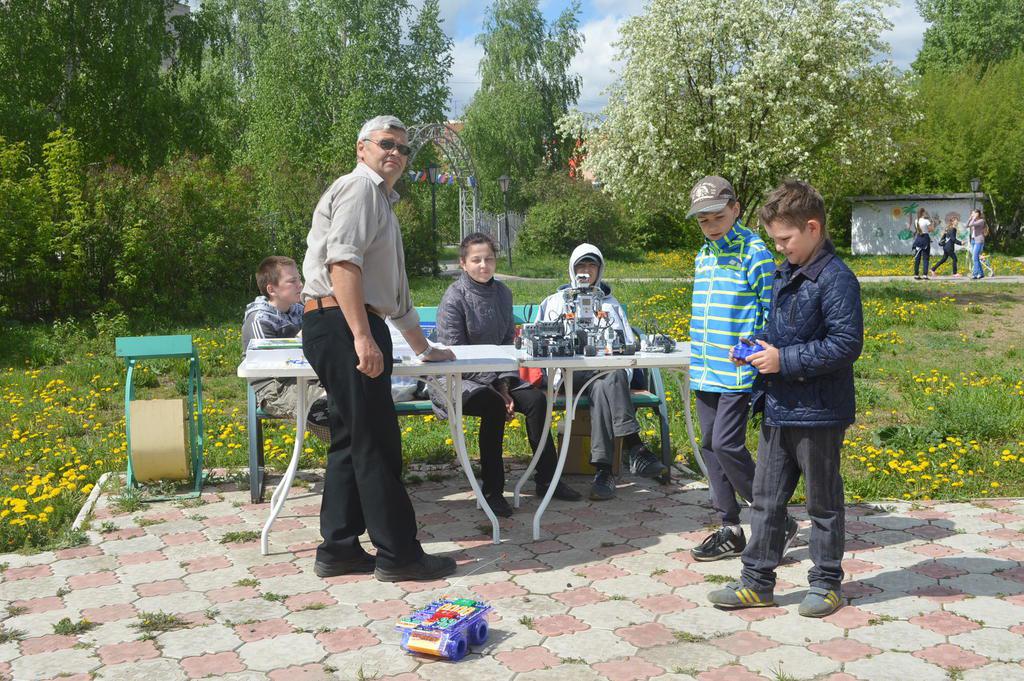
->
xmin=303 ymin=295 xmax=340 ymax=314
xmin=303 ymin=296 xmax=383 ymax=318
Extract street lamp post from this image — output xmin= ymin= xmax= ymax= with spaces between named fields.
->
xmin=498 ymin=175 xmax=512 ymax=270
xmin=428 ymin=164 xmax=440 ymax=275
xmin=970 ymin=177 xmax=981 ymax=213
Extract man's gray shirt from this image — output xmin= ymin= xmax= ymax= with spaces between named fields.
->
xmin=301 ymin=163 xmax=420 ymax=332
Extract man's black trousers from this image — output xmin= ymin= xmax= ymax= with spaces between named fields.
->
xmin=301 ymin=307 xmax=423 ymax=569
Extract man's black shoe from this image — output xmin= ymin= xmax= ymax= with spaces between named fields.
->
xmin=485 ymin=493 xmax=514 ymax=518
xmin=690 ymin=526 xmax=746 ymax=561
xmin=314 ymin=554 xmax=376 ymax=577
xmin=374 ymin=553 xmax=457 ymax=582
xmin=536 ymin=480 xmax=583 ymax=501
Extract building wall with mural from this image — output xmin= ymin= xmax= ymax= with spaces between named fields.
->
xmin=850 ymin=194 xmax=984 ymax=255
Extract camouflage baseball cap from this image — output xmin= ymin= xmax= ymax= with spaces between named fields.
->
xmin=686 ymin=176 xmax=737 ymax=217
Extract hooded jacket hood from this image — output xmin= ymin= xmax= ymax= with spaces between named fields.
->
xmin=568 ymin=243 xmax=605 ymax=288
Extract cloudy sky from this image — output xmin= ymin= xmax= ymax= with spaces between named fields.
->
xmin=437 ymin=0 xmax=929 ymax=117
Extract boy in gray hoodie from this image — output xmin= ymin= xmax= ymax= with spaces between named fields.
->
xmin=535 ymin=244 xmax=668 ymax=500
xmin=241 ymin=256 xmax=328 ymax=433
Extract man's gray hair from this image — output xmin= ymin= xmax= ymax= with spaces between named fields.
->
xmin=357 ymin=115 xmax=407 ymax=143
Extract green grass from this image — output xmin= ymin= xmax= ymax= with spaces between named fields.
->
xmin=132 ymin=611 xmax=189 ymax=633
xmin=0 ymin=625 xmax=26 ymax=643
xmin=219 ymin=530 xmax=260 ymax=544
xmin=2 ymin=256 xmax=1024 ymax=550
xmin=52 ymin=617 xmax=97 ymax=635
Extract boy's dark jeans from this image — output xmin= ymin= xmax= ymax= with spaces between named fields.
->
xmin=741 ymin=423 xmax=846 ymax=592
xmin=695 ymin=390 xmax=755 ymax=526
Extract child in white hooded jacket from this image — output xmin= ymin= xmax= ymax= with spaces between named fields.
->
xmin=535 ymin=244 xmax=668 ymax=500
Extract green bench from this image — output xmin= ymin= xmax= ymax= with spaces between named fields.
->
xmin=246 ymin=304 xmax=673 ymax=503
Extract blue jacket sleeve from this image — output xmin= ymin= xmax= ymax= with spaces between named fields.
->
xmin=778 ymin=268 xmax=864 ymax=379
xmin=746 ymin=247 xmax=775 ymax=334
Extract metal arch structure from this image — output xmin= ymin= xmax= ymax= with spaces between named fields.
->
xmin=407 ymin=123 xmax=481 ymax=241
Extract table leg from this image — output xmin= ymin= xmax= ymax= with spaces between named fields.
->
xmin=513 ymin=378 xmax=555 ymax=508
xmin=532 ymin=370 xmax=573 ymax=541
xmin=261 ymin=378 xmax=308 ymax=555
xmin=531 ymin=369 xmax=622 ymax=540
xmin=666 ymin=370 xmax=705 ymax=479
xmin=429 ymin=374 xmax=501 ymax=544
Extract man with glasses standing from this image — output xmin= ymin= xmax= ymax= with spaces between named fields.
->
xmin=300 ymin=115 xmax=457 ymax=582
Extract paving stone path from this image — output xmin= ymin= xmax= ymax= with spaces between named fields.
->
xmin=2 ymin=469 xmax=1023 ymax=680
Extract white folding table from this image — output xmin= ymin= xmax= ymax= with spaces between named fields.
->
xmin=238 ymin=344 xmax=518 ymax=554
xmin=512 ymin=345 xmax=695 ymax=540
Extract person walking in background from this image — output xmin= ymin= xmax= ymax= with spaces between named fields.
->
xmin=968 ymin=208 xmax=988 ymax=279
xmin=930 ymin=215 xmax=962 ymax=277
xmin=912 ymin=208 xmax=932 ymax=280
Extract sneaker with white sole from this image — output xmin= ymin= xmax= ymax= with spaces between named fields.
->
xmin=627 ymin=444 xmax=669 ymax=481
xmin=691 ymin=526 xmax=746 ymax=561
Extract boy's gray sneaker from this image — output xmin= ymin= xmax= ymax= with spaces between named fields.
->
xmin=374 ymin=553 xmax=457 ymax=583
xmin=799 ymin=587 xmax=843 ymax=617
xmin=707 ymin=581 xmax=775 ymax=609
xmin=627 ymin=444 xmax=669 ymax=481
xmin=589 ymin=469 xmax=616 ymax=500
xmin=783 ymin=514 xmax=799 ymax=554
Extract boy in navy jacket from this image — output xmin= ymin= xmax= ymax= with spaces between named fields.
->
xmin=708 ymin=180 xmax=863 ymax=617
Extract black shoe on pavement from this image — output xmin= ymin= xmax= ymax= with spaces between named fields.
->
xmin=783 ymin=515 xmax=799 ymax=554
xmin=691 ymin=526 xmax=746 ymax=561
xmin=314 ymin=554 xmax=376 ymax=577
xmin=536 ymin=480 xmax=583 ymax=501
xmin=627 ymin=444 xmax=669 ymax=481
xmin=485 ymin=493 xmax=514 ymax=518
xmin=374 ymin=553 xmax=457 ymax=582
xmin=589 ymin=469 xmax=617 ymax=501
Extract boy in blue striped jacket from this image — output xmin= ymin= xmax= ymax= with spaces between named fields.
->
xmin=687 ymin=177 xmax=796 ymax=561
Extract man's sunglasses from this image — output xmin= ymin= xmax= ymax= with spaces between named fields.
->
xmin=363 ymin=138 xmax=412 ymax=156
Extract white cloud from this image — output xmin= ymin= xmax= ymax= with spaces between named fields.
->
xmin=879 ymin=0 xmax=930 ymax=69
xmin=571 ymin=15 xmax=627 ymax=113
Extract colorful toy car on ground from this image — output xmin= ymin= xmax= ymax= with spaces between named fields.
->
xmin=396 ymin=597 xmax=492 ymax=661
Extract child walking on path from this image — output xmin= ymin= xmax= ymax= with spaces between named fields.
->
xmin=930 ymin=216 xmax=962 ymax=277
xmin=912 ymin=208 xmax=932 ymax=280
xmin=708 ymin=180 xmax=864 ymax=618
xmin=685 ymin=176 xmax=795 ymax=561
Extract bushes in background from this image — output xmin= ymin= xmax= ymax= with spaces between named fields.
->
xmin=0 ymin=130 xmax=268 ymax=322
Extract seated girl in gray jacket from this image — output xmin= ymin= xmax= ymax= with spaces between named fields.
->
xmin=430 ymin=233 xmax=581 ymax=517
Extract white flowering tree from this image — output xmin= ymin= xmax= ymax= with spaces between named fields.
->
xmin=564 ymin=0 xmax=911 ymax=223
